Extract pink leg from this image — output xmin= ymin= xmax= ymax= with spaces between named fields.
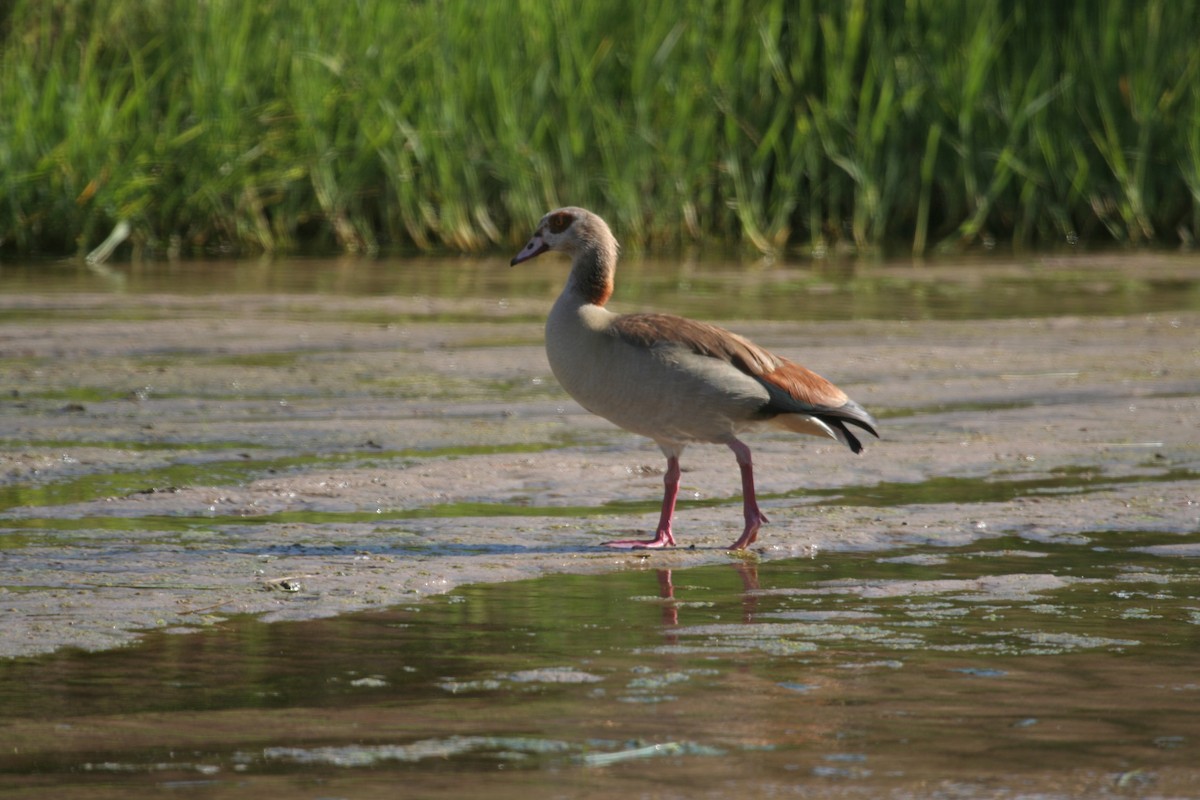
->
xmin=727 ymin=439 xmax=768 ymax=550
xmin=604 ymin=455 xmax=680 ymax=549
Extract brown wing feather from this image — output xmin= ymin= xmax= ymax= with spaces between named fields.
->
xmin=609 ymin=313 xmax=848 ymax=409
xmin=759 ymin=356 xmax=850 ymax=409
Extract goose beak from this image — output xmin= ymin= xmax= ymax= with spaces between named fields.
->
xmin=510 ymin=233 xmax=548 ymax=266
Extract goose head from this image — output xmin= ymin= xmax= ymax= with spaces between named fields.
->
xmin=510 ymin=207 xmax=612 ymax=265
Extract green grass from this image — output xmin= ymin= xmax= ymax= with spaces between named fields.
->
xmin=2 ymin=0 xmax=1199 ymax=258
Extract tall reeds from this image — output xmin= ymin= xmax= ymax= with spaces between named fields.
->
xmin=2 ymin=0 xmax=1198 ymax=258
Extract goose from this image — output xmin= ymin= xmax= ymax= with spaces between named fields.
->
xmin=511 ymin=207 xmax=878 ymax=550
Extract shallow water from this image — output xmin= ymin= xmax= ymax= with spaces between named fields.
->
xmin=4 ymin=249 xmax=1200 ymax=321
xmin=2 ymin=534 xmax=1199 ymax=798
xmin=2 ymin=252 xmax=1200 ymax=797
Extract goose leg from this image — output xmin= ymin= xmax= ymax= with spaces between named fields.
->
xmin=727 ymin=439 xmax=768 ymax=550
xmin=604 ymin=455 xmax=680 ymax=549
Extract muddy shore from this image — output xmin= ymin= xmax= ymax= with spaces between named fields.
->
xmin=2 ymin=282 xmax=1197 ymax=659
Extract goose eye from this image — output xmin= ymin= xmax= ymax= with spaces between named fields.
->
xmin=547 ymin=212 xmax=573 ymax=234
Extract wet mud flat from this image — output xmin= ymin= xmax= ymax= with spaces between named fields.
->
xmin=2 ymin=260 xmax=1200 ymax=798
xmin=1 ymin=278 xmax=1196 ymax=659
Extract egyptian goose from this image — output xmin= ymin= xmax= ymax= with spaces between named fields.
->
xmin=511 ymin=207 xmax=878 ymax=550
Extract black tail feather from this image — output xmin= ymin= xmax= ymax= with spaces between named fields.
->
xmin=820 ymin=410 xmax=879 ymax=455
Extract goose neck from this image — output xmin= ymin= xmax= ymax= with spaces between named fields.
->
xmin=568 ymin=239 xmax=616 ymax=307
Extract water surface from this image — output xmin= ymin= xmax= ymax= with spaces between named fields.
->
xmin=4 ymin=249 xmax=1200 ymax=321
xmin=2 ymin=533 xmax=1199 ymax=798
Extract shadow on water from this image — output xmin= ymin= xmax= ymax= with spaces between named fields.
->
xmin=2 ymin=533 xmax=1199 ymax=798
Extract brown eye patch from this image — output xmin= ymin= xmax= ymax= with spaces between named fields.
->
xmin=546 ymin=212 xmax=573 ymax=234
